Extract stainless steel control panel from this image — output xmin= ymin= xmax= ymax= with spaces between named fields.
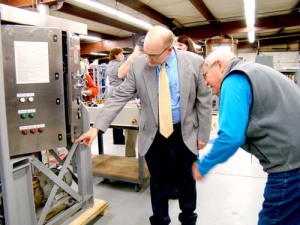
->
xmin=2 ymin=25 xmax=66 ymax=156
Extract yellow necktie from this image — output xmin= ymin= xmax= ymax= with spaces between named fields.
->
xmin=159 ymin=63 xmax=173 ymax=138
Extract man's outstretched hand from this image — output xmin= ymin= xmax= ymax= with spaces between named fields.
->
xmin=75 ymin=127 xmax=99 ymax=147
xmin=192 ymin=161 xmax=204 ymax=181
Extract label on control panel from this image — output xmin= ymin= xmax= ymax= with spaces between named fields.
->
xmin=19 ymin=124 xmax=45 ymax=130
xmin=14 ymin=41 xmax=50 ymax=84
xmin=18 ymin=109 xmax=36 ymax=114
xmin=17 ymin=93 xmax=35 ymax=97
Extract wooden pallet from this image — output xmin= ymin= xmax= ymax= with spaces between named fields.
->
xmin=69 ymin=198 xmax=109 ymax=225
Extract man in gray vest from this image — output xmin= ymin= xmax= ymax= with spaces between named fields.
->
xmin=192 ymin=49 xmax=300 ymax=224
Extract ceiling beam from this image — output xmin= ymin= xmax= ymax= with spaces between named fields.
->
xmin=189 ymin=0 xmax=218 ymax=23
xmin=255 ymin=12 xmax=300 ymax=31
xmin=176 ymin=12 xmax=300 ymax=40
xmin=1 ymin=0 xmax=33 ymax=7
xmin=238 ymin=33 xmax=300 ymax=49
xmin=292 ymin=0 xmax=300 ymax=12
xmin=87 ymin=30 xmax=121 ymax=40
xmin=58 ymin=2 xmax=147 ymax=35
xmin=1 ymin=0 xmax=59 ymax=8
xmin=275 ymin=2 xmax=300 ymax=36
xmin=116 ymin=0 xmax=173 ymax=28
xmin=275 ymin=28 xmax=285 ymax=36
xmin=189 ymin=0 xmax=224 ymax=40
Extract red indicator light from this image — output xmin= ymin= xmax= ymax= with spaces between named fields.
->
xmin=30 ymin=129 xmax=36 ymax=134
xmin=38 ymin=128 xmax=44 ymax=133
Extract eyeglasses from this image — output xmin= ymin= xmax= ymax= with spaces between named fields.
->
xmin=141 ymin=46 xmax=170 ymax=60
xmin=202 ymin=62 xmax=217 ymax=80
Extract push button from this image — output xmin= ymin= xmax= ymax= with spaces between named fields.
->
xmin=38 ymin=128 xmax=44 ymax=133
xmin=30 ymin=129 xmax=36 ymax=134
xmin=28 ymin=97 xmax=34 ymax=102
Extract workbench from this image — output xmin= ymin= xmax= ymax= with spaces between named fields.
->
xmin=83 ymin=102 xmax=150 ymax=191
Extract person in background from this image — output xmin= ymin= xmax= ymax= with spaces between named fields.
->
xmin=82 ymin=73 xmax=99 ymax=102
xmin=76 ymin=25 xmax=212 ymax=225
xmin=118 ymin=44 xmax=144 ymax=79
xmin=80 ymin=59 xmax=99 ymax=102
xmin=117 ymin=43 xmax=144 ymax=157
xmin=176 ymin=35 xmax=196 ymax=53
xmin=105 ymin=47 xmax=126 ymax=145
xmin=192 ymin=49 xmax=300 ymax=225
xmin=106 ymin=47 xmax=142 ymax=157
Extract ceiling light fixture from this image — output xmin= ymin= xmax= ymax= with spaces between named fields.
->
xmin=90 ymin=52 xmax=108 ymax=56
xmin=79 ymin=35 xmax=101 ymax=42
xmin=243 ymin=0 xmax=256 ymax=43
xmin=248 ymin=28 xmax=255 ymax=43
xmin=75 ymin=0 xmax=153 ymax=30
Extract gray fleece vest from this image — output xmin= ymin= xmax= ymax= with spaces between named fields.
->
xmin=222 ymin=59 xmax=300 ymax=173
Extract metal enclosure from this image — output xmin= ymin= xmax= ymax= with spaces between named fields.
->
xmin=63 ymin=32 xmax=83 ymax=142
xmin=2 ymin=25 xmax=66 ymax=156
xmin=0 ymin=5 xmax=94 ymax=225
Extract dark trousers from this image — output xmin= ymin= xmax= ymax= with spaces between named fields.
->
xmin=169 ymin=148 xmax=179 ymax=199
xmin=112 ymin=128 xmax=125 ymax=144
xmin=145 ymin=123 xmax=197 ymax=225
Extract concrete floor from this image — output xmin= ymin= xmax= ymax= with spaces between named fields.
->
xmin=89 ymin=128 xmax=267 ymax=225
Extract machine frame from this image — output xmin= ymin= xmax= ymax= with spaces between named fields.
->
xmin=0 ymin=4 xmax=94 ymax=225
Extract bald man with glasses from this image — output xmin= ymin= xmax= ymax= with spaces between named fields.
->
xmin=76 ymin=26 xmax=212 ymax=225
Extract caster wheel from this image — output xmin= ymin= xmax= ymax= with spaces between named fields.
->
xmin=134 ymin=184 xmax=142 ymax=192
